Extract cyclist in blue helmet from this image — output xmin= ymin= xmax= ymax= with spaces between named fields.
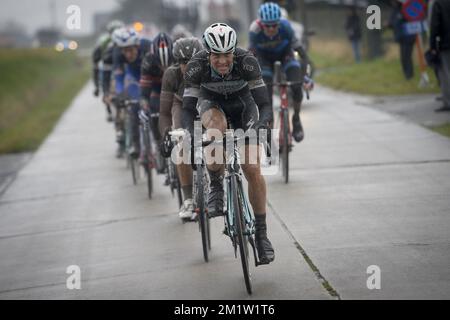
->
xmin=250 ymin=2 xmax=312 ymax=143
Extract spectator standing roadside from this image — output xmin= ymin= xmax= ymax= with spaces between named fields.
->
xmin=345 ymin=7 xmax=362 ymax=63
xmin=429 ymin=0 xmax=450 ymax=112
xmin=388 ymin=0 xmax=417 ymax=79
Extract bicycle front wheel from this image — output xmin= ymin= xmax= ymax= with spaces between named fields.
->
xmin=196 ymin=165 xmax=209 ymax=262
xmin=231 ymin=176 xmax=252 ymax=294
xmin=146 ymin=164 xmax=153 ymax=199
xmin=130 ymin=156 xmax=138 ymax=185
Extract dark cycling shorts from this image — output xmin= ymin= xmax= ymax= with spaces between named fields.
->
xmin=258 ymin=53 xmax=301 ymax=80
xmin=196 ymin=91 xmax=259 ymax=132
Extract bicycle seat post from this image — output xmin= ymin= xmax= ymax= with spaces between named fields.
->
xmin=274 ymin=61 xmax=283 ymax=86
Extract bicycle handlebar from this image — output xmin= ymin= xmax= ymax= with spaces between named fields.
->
xmin=169 ymin=129 xmax=271 ymax=158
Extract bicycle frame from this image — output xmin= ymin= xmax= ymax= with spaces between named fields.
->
xmin=219 ymin=131 xmax=264 ymax=270
xmin=224 ymin=133 xmax=255 ymax=240
xmin=278 ymin=86 xmax=292 ymax=148
xmin=273 ymin=62 xmax=292 ymax=150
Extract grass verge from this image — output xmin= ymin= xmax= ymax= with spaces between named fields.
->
xmin=0 ymin=48 xmax=89 ymax=154
xmin=431 ymin=123 xmax=450 ymax=138
xmin=309 ymin=38 xmax=440 ymax=96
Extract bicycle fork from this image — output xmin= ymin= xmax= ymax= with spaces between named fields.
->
xmin=224 ymin=171 xmax=262 ymax=267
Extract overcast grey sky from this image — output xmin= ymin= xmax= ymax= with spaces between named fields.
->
xmin=0 ymin=0 xmax=234 ymax=36
xmin=0 ymin=0 xmax=119 ymax=35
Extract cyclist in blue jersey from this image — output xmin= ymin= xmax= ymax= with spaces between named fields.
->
xmin=92 ymin=20 xmax=124 ymax=122
xmin=249 ymin=2 xmax=313 ymax=143
xmin=112 ymin=27 xmax=152 ymax=158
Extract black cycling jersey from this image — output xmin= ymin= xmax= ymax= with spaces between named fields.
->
xmin=159 ymin=64 xmax=184 ymax=135
xmin=140 ymin=50 xmax=174 ymax=112
xmin=181 ymin=48 xmax=272 ymax=132
xmin=101 ymin=42 xmax=115 ymax=94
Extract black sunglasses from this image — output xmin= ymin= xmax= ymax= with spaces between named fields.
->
xmin=263 ymin=23 xmax=279 ymax=29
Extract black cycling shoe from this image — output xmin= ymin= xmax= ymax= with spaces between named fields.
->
xmin=207 ymin=170 xmax=224 ymax=218
xmin=292 ymin=115 xmax=304 ymax=143
xmin=164 ymin=175 xmax=170 ymax=186
xmin=255 ymin=215 xmax=275 ymax=264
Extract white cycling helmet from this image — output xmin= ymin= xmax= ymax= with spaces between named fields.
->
xmin=171 ymin=24 xmax=193 ymax=42
xmin=113 ymin=27 xmax=140 ymax=48
xmin=107 ymin=20 xmax=125 ymax=34
xmin=280 ymin=7 xmax=289 ymax=19
xmin=202 ymin=23 xmax=237 ymax=54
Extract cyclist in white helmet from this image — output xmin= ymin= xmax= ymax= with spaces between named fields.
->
xmin=181 ymin=23 xmax=275 ymax=264
xmin=111 ymin=27 xmax=152 ymax=158
xmin=170 ymin=24 xmax=193 ymax=42
xmin=92 ymin=20 xmax=124 ymax=122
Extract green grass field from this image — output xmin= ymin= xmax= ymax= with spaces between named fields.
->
xmin=0 ymin=49 xmax=89 ymax=154
xmin=309 ymin=38 xmax=440 ymax=96
xmin=431 ymin=123 xmax=450 ymax=138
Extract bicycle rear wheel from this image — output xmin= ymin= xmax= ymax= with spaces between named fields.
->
xmin=130 ymin=157 xmax=138 ymax=185
xmin=231 ymin=176 xmax=252 ymax=294
xmin=142 ymin=123 xmax=153 ymax=198
xmin=281 ymin=109 xmax=289 ymax=184
xmin=175 ymin=168 xmax=183 ymax=208
xmin=196 ymin=165 xmax=209 ymax=262
xmin=146 ymin=164 xmax=153 ymax=199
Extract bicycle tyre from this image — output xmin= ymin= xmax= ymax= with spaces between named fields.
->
xmin=130 ymin=157 xmax=138 ymax=185
xmin=196 ymin=165 xmax=209 ymax=262
xmin=146 ymin=164 xmax=153 ymax=199
xmin=231 ymin=176 xmax=252 ymax=294
xmin=175 ymin=168 xmax=183 ymax=208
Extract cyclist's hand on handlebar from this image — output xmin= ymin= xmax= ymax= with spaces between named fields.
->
xmin=303 ymin=76 xmax=314 ymax=91
xmin=160 ymin=128 xmax=174 ymax=158
xmin=252 ymin=120 xmax=271 ymax=144
xmin=252 ymin=120 xmax=272 ymax=158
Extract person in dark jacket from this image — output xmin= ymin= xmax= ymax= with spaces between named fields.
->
xmin=345 ymin=7 xmax=362 ymax=63
xmin=429 ymin=0 xmax=450 ymax=111
xmin=388 ymin=0 xmax=417 ymax=79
